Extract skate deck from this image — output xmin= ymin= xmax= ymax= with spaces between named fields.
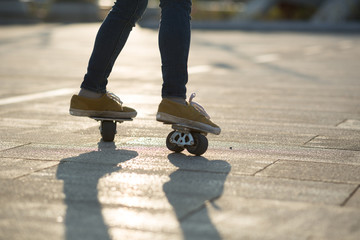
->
xmin=90 ymin=117 xmax=133 ymax=122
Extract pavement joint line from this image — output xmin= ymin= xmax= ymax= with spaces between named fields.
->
xmin=59 ymin=160 xmax=123 ymax=167
xmin=0 ymin=156 xmax=60 ymax=162
xmin=335 ymin=119 xmax=348 ymax=127
xmin=0 ymin=142 xmax=32 ymax=152
xmin=0 ymin=142 xmax=99 ymax=150
xmin=178 ymin=199 xmax=212 ymax=222
xmin=341 ymin=184 xmax=360 ymax=207
xmin=219 ymin=195 xmax=357 ymax=209
xmin=0 ymin=88 xmax=76 ymax=105
xmin=177 ymin=194 xmax=230 ymax=222
xmin=176 ymin=168 xmax=231 ymax=175
xmin=253 ymin=159 xmax=279 ymax=176
xmin=0 ymin=156 xmax=62 ymax=162
xmin=252 ymin=173 xmax=360 ymax=186
xmin=275 ymin=159 xmax=360 ymax=167
xmin=302 ymin=135 xmax=319 ymax=146
xmin=302 ymin=145 xmax=360 ymax=152
xmin=12 ymin=162 xmax=60 ymax=180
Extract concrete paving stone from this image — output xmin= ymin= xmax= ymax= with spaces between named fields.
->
xmin=305 ymin=134 xmax=360 ymax=151
xmin=0 ymin=122 xmax=104 ymax=145
xmin=0 ymin=219 xmax=64 ymax=240
xmin=0 ymin=143 xmax=104 ymax=161
xmin=215 ymin=129 xmax=315 ymax=147
xmin=225 ymin=93 xmax=359 ymax=115
xmin=217 ymin=114 xmax=360 ymax=136
xmin=0 ymin=178 xmax=65 ymax=204
xmin=206 ymin=144 xmax=360 ymax=165
xmin=0 ymin=201 xmax=65 ymax=224
xmin=202 ymin=197 xmax=360 ymax=240
xmin=0 ymin=157 xmax=59 ymax=179
xmin=102 ymin=207 xmax=179 ymax=233
xmin=0 ymin=115 xmax=96 ymax=133
xmin=257 ymin=160 xmax=360 ymax=184
xmin=223 ymin=175 xmax=356 ymax=205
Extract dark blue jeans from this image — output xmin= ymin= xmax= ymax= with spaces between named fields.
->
xmin=81 ymin=0 xmax=192 ymax=99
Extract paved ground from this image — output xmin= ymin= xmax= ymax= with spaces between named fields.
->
xmin=0 ymin=23 xmax=359 ymax=240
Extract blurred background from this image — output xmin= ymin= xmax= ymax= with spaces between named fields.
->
xmin=1 ymin=0 xmax=360 ymax=24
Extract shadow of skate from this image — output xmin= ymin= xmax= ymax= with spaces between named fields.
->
xmin=164 ymin=153 xmax=231 ymax=240
xmin=56 ymin=141 xmax=138 ymax=240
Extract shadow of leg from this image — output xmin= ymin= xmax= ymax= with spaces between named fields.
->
xmin=163 ymin=153 xmax=231 ymax=240
xmin=56 ymin=142 xmax=138 ymax=240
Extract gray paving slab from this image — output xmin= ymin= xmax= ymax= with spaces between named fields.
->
xmin=224 ymin=175 xmax=356 ymax=205
xmin=0 ymin=219 xmax=64 ymax=240
xmin=203 ymin=197 xmax=360 ymax=240
xmin=257 ymin=160 xmax=360 ymax=184
xmin=0 ymin=157 xmax=58 ymax=179
xmin=207 ymin=145 xmax=360 ymax=165
xmin=0 ymin=143 xmax=94 ymax=161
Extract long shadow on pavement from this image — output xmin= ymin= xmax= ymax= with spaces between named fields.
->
xmin=56 ymin=142 xmax=138 ymax=240
xmin=164 ymin=153 xmax=231 ymax=240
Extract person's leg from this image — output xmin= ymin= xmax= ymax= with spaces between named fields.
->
xmin=159 ymin=0 xmax=192 ymax=100
xmin=81 ymin=0 xmax=148 ymax=94
xmin=156 ymin=0 xmax=220 ymax=134
xmin=70 ymin=0 xmax=148 ymax=118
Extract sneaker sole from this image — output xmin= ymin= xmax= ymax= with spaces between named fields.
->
xmin=70 ymin=108 xmax=137 ymax=119
xmin=156 ymin=112 xmax=221 ymax=135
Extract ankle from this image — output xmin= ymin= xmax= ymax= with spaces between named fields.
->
xmin=164 ymin=97 xmax=186 ymax=105
xmin=78 ymin=88 xmax=103 ymax=98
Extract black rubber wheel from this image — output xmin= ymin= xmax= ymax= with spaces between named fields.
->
xmin=100 ymin=121 xmax=116 ymax=142
xmin=186 ymin=132 xmax=208 ymax=156
xmin=166 ymin=131 xmax=185 ymax=153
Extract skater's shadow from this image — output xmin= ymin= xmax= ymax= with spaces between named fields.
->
xmin=164 ymin=153 xmax=231 ymax=240
xmin=56 ymin=141 xmax=138 ymax=240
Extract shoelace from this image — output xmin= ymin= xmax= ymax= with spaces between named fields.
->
xmin=189 ymin=93 xmax=211 ymax=119
xmin=106 ymin=91 xmax=123 ymax=105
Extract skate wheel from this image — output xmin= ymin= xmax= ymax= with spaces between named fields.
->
xmin=100 ymin=121 xmax=116 ymax=142
xmin=166 ymin=131 xmax=185 ymax=153
xmin=186 ymin=133 xmax=208 ymax=156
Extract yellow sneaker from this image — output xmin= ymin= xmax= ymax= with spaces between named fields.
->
xmin=69 ymin=92 xmax=137 ymax=119
xmin=156 ymin=93 xmax=221 ymax=135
